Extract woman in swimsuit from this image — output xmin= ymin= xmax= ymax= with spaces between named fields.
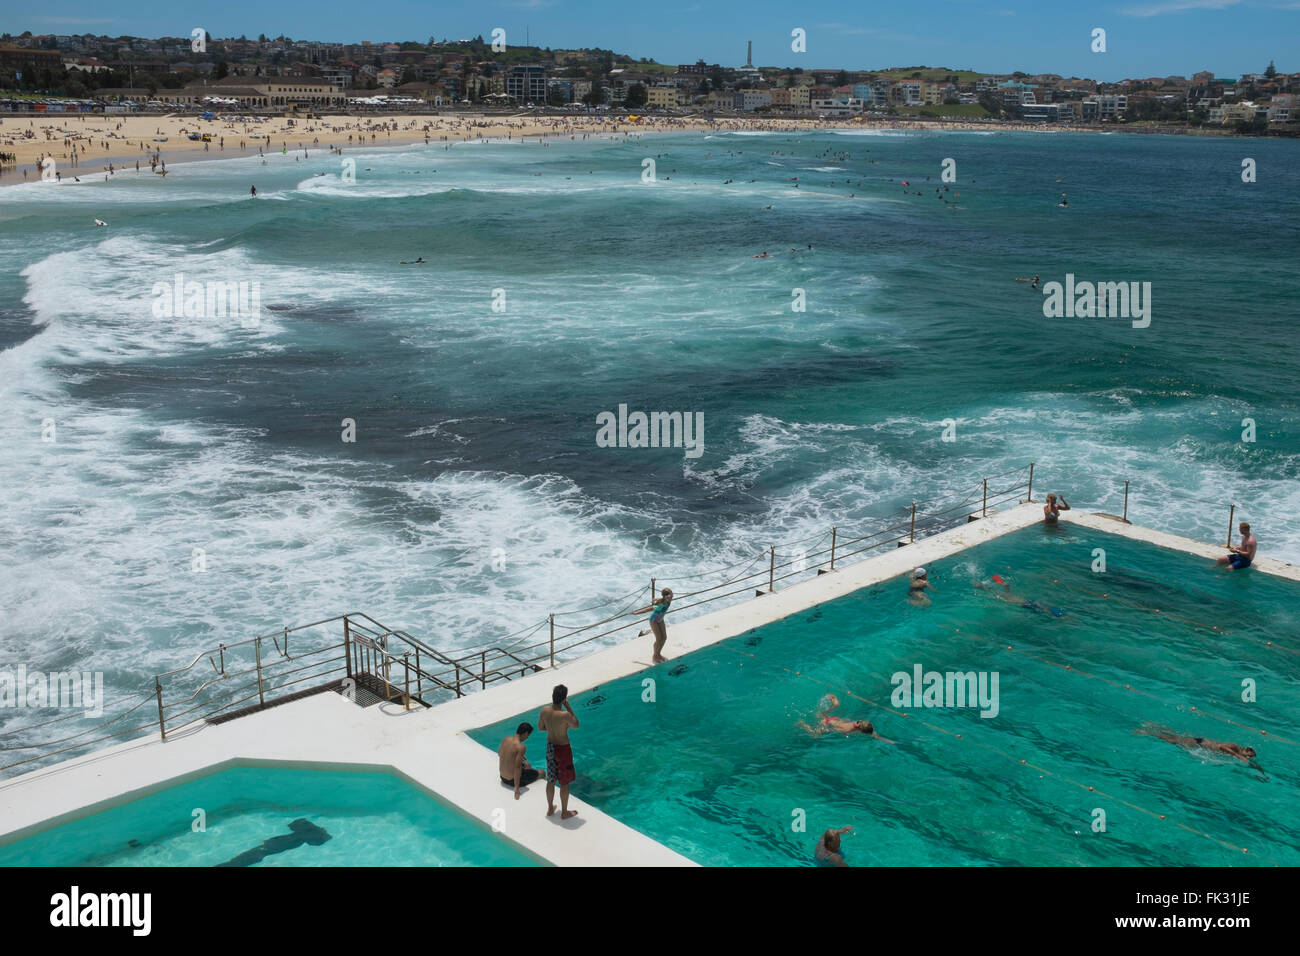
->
xmin=631 ymin=588 xmax=673 ymax=664
xmin=1043 ymin=493 xmax=1070 ymax=523
xmin=797 ymin=695 xmax=895 ymax=741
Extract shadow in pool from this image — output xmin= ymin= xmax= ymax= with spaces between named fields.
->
xmin=217 ymin=818 xmax=332 ymax=867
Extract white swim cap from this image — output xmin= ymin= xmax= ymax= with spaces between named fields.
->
xmin=913 ymin=567 xmax=927 ymax=577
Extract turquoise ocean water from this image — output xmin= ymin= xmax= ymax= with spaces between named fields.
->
xmin=1 ymin=128 xmax=1297 ymax=750
xmin=472 ymin=525 xmax=1300 ymax=866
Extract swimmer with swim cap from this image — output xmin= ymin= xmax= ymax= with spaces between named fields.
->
xmin=908 ymin=567 xmax=935 ymax=607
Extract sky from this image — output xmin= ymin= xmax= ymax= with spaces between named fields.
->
xmin=6 ymin=1 xmax=1299 ymax=81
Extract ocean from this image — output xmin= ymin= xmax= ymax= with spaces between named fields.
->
xmin=1 ymin=127 xmax=1297 ymax=736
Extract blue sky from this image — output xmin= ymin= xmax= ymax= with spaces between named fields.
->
xmin=8 ymin=1 xmax=1298 ymax=81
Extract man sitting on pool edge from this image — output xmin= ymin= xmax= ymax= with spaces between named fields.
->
xmin=797 ymin=694 xmax=895 ymax=742
xmin=1216 ymin=521 xmax=1257 ymax=571
xmin=498 ymin=722 xmax=542 ymax=800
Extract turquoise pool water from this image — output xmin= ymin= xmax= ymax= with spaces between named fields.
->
xmin=471 ymin=525 xmax=1300 ymax=866
xmin=0 ymin=764 xmax=541 ymax=866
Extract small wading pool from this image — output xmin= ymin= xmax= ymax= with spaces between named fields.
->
xmin=0 ymin=764 xmax=543 ymax=867
xmin=471 ymin=524 xmax=1300 ymax=866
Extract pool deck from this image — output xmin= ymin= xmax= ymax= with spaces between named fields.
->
xmin=3 ymin=499 xmax=1294 ymax=866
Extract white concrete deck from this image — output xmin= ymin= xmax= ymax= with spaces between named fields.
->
xmin=4 ymin=499 xmax=1289 ymax=866
xmin=1066 ymin=510 xmax=1300 ymax=582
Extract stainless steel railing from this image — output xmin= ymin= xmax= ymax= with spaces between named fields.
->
xmin=0 ymin=464 xmax=1038 ymax=776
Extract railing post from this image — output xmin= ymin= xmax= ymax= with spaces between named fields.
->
xmin=982 ymin=478 xmax=988 ymax=517
xmin=218 ymin=643 xmax=226 ymax=675
xmin=155 ymin=677 xmax=166 ymax=741
xmin=830 ymin=526 xmax=837 ymax=570
xmin=415 ymin=647 xmax=422 ymax=699
xmin=1026 ymin=462 xmax=1035 ymax=502
xmin=549 ymin=613 xmax=555 ymax=668
xmin=343 ymin=616 xmax=352 ymax=680
xmin=283 ymin=625 xmax=289 ymax=658
xmin=769 ymin=546 xmax=775 ymax=592
xmin=1122 ymin=481 xmax=1130 ymax=523
xmin=454 ymin=663 xmax=463 ymax=698
xmin=481 ymin=650 xmax=487 ymax=689
xmin=910 ymin=503 xmax=916 ymax=543
xmin=255 ymin=637 xmax=265 ymax=708
xmin=651 ymin=577 xmax=655 ymax=601
xmin=1227 ymin=504 xmax=1235 ymax=548
xmin=403 ymin=653 xmax=411 ymax=710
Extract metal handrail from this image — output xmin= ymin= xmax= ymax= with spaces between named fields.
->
xmin=1 ymin=465 xmax=1038 ymax=775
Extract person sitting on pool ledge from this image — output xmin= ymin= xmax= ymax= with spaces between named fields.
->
xmin=1043 ymin=493 xmax=1070 ymax=523
xmin=1136 ymin=723 xmax=1258 ymax=764
xmin=816 ymin=825 xmax=853 ymax=867
xmin=1216 ymin=522 xmax=1257 ymax=571
xmin=907 ymin=567 xmax=935 ymax=607
xmin=498 ymin=722 xmax=541 ymax=800
xmin=797 ymin=694 xmax=895 ymax=742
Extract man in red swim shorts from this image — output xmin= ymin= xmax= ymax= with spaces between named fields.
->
xmin=539 ymin=684 xmax=579 ymax=820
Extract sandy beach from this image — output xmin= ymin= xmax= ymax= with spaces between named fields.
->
xmin=0 ymin=111 xmax=1075 ymax=184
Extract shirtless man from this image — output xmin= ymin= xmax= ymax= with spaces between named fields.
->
xmin=816 ymin=825 xmax=853 ymax=867
xmin=1217 ymin=522 xmax=1257 ymax=571
xmin=797 ymin=694 xmax=894 ymax=742
xmin=538 ymin=684 xmax=579 ymax=820
xmin=498 ymin=722 xmax=541 ymax=800
xmin=1136 ymin=723 xmax=1258 ymax=763
xmin=1043 ymin=492 xmax=1070 ymax=523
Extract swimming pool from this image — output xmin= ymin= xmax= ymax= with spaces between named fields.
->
xmin=471 ymin=524 xmax=1300 ymax=866
xmin=0 ymin=764 xmax=542 ymax=866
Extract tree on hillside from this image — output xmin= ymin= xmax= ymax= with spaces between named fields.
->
xmin=836 ymin=70 xmax=849 ymax=85
xmin=626 ymin=82 xmax=647 ymax=107
xmin=1264 ymin=60 xmax=1277 ymax=78
xmin=214 ymin=61 xmax=229 ymax=80
xmin=583 ymin=83 xmax=605 ymax=106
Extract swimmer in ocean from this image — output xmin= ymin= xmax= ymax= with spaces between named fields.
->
xmin=398 ymin=257 xmax=426 ymax=265
xmin=1136 ymin=724 xmax=1260 ymax=765
xmin=797 ymin=694 xmax=894 ymax=742
xmin=907 ymin=567 xmax=935 ymax=607
xmin=816 ymin=826 xmax=853 ymax=867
